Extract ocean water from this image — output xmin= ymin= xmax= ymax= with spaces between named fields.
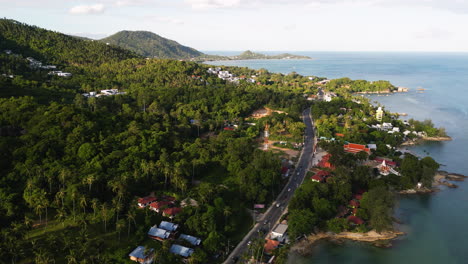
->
xmin=206 ymin=52 xmax=468 ymax=264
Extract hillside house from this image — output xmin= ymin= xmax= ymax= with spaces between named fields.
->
xmin=138 ymin=196 xmax=157 ymax=208
xmin=169 ymin=244 xmax=194 ymax=258
xmin=311 ymin=170 xmax=330 ymax=183
xmin=129 ymin=246 xmax=154 ymax=264
xmin=148 ymin=226 xmax=171 ymax=241
xmin=179 ymin=234 xmax=202 ymax=246
xmin=149 ymin=201 xmax=172 ymax=213
xmin=159 ymin=221 xmax=179 ymax=232
xmin=163 ymin=207 xmax=182 ymax=218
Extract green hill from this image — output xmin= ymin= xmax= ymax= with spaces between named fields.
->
xmin=100 ymin=30 xmax=203 ymax=59
xmin=0 ymin=19 xmax=138 ymax=65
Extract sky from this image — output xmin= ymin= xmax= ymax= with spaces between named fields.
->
xmin=2 ymin=0 xmax=468 ymax=52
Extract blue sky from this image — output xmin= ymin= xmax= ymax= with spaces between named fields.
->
xmin=2 ymin=0 xmax=468 ymax=52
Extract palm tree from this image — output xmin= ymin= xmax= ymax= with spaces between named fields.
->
xmin=55 ymin=208 xmax=67 ymax=227
xmin=116 ymin=219 xmax=126 ymax=242
xmin=91 ymin=198 xmax=99 ymax=220
xmin=223 ymin=206 xmax=232 ymax=225
xmin=126 ymin=210 xmax=136 ymax=237
xmin=79 ymin=195 xmax=87 ymax=215
xmin=55 ymin=189 xmax=65 ymax=209
xmin=83 ymin=174 xmax=95 ymax=192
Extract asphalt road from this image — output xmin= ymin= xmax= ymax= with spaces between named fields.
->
xmin=223 ymin=108 xmax=317 ymax=264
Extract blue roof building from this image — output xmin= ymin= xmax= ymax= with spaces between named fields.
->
xmin=129 ymin=246 xmax=154 ymax=264
xmin=179 ymin=234 xmax=202 ymax=246
xmin=148 ymin=226 xmax=171 ymax=241
xmin=169 ymin=244 xmax=194 ymax=258
xmin=159 ymin=221 xmax=179 ymax=232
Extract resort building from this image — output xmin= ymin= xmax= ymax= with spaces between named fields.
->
xmin=343 ymin=143 xmax=371 ymax=155
xmin=376 ymin=107 xmax=384 ymax=121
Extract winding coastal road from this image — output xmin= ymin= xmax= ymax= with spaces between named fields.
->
xmin=223 ymin=108 xmax=317 ymax=264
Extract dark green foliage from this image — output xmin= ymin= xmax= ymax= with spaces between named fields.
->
xmin=100 ymin=30 xmax=203 ymax=59
xmin=360 ymin=186 xmax=394 ymax=232
xmin=288 ymin=209 xmax=317 ymax=238
xmin=0 ymin=19 xmax=138 ymax=66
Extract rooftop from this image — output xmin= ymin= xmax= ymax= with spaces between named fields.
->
xmin=129 ymin=246 xmax=154 ymax=259
xmin=169 ymin=244 xmax=194 ymax=258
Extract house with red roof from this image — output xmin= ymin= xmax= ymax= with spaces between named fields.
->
xmin=318 ymin=154 xmax=334 ymax=169
xmin=149 ymin=201 xmax=172 ymax=213
xmin=349 ymin=200 xmax=360 ymax=208
xmin=264 ymin=239 xmax=281 ymax=255
xmin=374 ymin=158 xmax=397 ymax=167
xmin=311 ymin=170 xmax=330 ymax=183
xmin=353 ymin=194 xmax=363 ymax=200
xmin=343 ymin=143 xmax=371 ymax=155
xmin=347 ymin=215 xmax=364 ymax=225
xmin=163 ymin=207 xmax=182 ymax=218
xmin=138 ymin=196 xmax=157 ymax=208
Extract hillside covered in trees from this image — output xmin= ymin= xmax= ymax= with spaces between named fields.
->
xmin=100 ymin=30 xmax=203 ymax=59
xmin=0 ymin=19 xmax=138 ymax=66
xmin=0 ymin=20 xmax=312 ymax=263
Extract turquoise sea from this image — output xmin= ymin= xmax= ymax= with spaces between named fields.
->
xmin=206 ymin=52 xmax=468 ymax=264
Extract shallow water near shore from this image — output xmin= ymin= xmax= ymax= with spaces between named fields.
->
xmin=207 ymin=52 xmax=468 ymax=264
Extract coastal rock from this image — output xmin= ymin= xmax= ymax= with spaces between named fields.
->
xmin=291 ymin=230 xmax=404 ymax=255
xmin=422 ymin=136 xmax=452 ymax=141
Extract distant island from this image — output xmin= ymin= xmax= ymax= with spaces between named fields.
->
xmin=196 ymin=50 xmax=312 ymax=62
xmin=96 ymin=30 xmax=311 ymax=61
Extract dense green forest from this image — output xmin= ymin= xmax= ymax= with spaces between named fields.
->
xmin=0 ymin=19 xmax=138 ymax=66
xmin=100 ymin=31 xmax=203 ymax=59
xmin=0 ymin=19 xmax=446 ymax=264
xmin=0 ymin=19 xmax=313 ymax=263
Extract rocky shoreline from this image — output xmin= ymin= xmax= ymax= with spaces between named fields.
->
xmin=401 ymin=136 xmax=453 ymax=146
xmin=399 ymin=171 xmax=466 ymax=194
xmin=292 ymin=230 xmax=405 ymax=255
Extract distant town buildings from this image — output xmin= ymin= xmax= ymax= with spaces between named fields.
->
xmin=82 ymin=89 xmax=126 ymax=98
xmin=207 ymin=67 xmax=256 ymax=83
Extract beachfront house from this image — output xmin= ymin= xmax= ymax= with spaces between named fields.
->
xmin=270 ymin=224 xmax=288 ymax=242
xmin=129 ymin=246 xmax=155 ymax=264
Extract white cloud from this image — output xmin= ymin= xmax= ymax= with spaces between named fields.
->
xmin=157 ymin=17 xmax=185 ymax=25
xmin=69 ymin=4 xmax=105 ymax=15
xmin=184 ymin=0 xmax=242 ymax=9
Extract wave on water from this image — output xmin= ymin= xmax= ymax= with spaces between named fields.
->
xmin=404 ymin=97 xmax=420 ymax=105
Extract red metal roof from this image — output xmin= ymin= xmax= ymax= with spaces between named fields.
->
xmin=347 ymin=215 xmax=364 ymax=225
xmin=138 ymin=196 xmax=157 ymax=205
xmin=163 ymin=207 xmax=182 ymax=216
xmin=318 ymin=154 xmax=334 ymax=169
xmin=353 ymin=194 xmax=363 ymax=200
xmin=374 ymin=158 xmax=397 ymax=167
xmin=349 ymin=200 xmax=360 ymax=208
xmin=149 ymin=201 xmax=172 ymax=209
xmin=224 ymin=127 xmax=234 ymax=131
xmin=344 ymin=143 xmax=371 ymax=154
xmin=264 ymin=239 xmax=280 ymax=254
